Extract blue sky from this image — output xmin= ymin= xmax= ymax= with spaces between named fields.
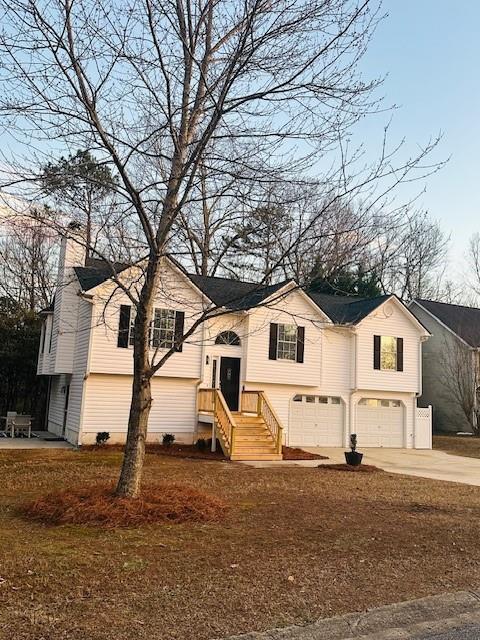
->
xmin=357 ymin=0 xmax=480 ymax=260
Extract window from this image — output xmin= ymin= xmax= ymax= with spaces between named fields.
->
xmin=151 ymin=309 xmax=176 ymax=349
xmin=318 ymin=396 xmax=329 ymax=404
xmin=359 ymin=398 xmax=402 ymax=408
xmin=306 ymin=395 xmax=316 ymax=403
xmin=277 ymin=323 xmax=298 ymax=361
xmin=380 ymin=336 xmax=397 ymax=370
xmin=293 ymin=394 xmax=303 ymax=402
xmin=118 ymin=304 xmax=184 ymax=352
xmin=215 ymin=331 xmax=240 ymax=346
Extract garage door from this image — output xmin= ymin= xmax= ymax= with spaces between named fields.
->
xmin=356 ymin=398 xmax=404 ymax=448
xmin=289 ymin=395 xmax=344 ymax=447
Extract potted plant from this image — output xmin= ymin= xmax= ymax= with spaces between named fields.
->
xmin=344 ymin=433 xmax=363 ymax=466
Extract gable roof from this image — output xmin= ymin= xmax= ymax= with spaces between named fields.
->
xmin=413 ymin=298 xmax=480 ymax=348
xmin=188 ymin=274 xmax=290 ymax=311
xmin=72 ymin=257 xmax=402 ymax=324
xmin=74 ymin=258 xmax=131 ymax=292
xmin=308 ymin=292 xmax=390 ymax=324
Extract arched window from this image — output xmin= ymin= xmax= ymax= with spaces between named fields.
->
xmin=215 ymin=331 xmax=241 ymax=346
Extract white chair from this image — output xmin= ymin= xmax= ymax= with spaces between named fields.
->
xmin=4 ymin=412 xmax=16 ymax=438
xmin=12 ymin=415 xmax=31 ymax=438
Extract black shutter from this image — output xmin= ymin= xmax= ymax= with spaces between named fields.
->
xmin=296 ymin=326 xmax=305 ymax=363
xmin=373 ymin=335 xmax=381 ymax=370
xmin=174 ymin=311 xmax=185 ymax=352
xmin=117 ymin=305 xmax=131 ymax=348
xmin=396 ymin=337 xmax=404 ymax=371
xmin=269 ymin=323 xmax=278 ymax=360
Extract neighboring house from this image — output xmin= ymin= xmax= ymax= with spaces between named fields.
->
xmin=409 ymin=299 xmax=480 ymax=434
xmin=37 ymin=231 xmax=432 ymax=457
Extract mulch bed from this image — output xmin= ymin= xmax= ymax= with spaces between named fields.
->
xmin=317 ymin=463 xmax=381 ymax=473
xmin=86 ymin=444 xmax=324 ymax=461
xmin=21 ymin=483 xmax=228 ymax=527
xmin=282 ymin=446 xmax=328 ymax=460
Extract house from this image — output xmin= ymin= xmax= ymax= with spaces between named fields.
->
xmin=37 ymin=230 xmax=433 ymax=458
xmin=409 ymin=299 xmax=480 ymax=433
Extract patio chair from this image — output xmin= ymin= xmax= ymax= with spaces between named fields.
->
xmin=12 ymin=415 xmax=32 ymax=438
xmin=1 ymin=412 xmax=17 ymax=438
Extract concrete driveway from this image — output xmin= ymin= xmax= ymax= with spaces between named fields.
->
xmin=304 ymin=447 xmax=480 ymax=487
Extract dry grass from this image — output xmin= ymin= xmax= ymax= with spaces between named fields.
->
xmin=434 ymin=434 xmax=480 ymax=459
xmin=317 ymin=463 xmax=381 ymax=473
xmin=22 ymin=483 xmax=227 ymax=527
xmin=2 ymin=449 xmax=480 ymax=640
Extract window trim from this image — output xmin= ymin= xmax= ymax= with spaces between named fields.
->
xmin=276 ymin=323 xmax=298 ymax=361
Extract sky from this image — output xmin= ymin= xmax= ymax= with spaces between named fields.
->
xmin=0 ymin=1 xmax=477 ymax=266
xmin=356 ymin=0 xmax=480 ymax=263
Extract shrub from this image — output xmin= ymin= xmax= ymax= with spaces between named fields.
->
xmin=96 ymin=432 xmax=110 ymax=446
xmin=162 ymin=433 xmax=175 ymax=447
xmin=195 ymin=438 xmax=207 ymax=452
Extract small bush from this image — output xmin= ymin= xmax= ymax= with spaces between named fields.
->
xmin=195 ymin=438 xmax=207 ymax=452
xmin=162 ymin=433 xmax=175 ymax=447
xmin=96 ymin=432 xmax=110 ymax=446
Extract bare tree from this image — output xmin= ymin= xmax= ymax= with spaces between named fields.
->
xmin=375 ymin=211 xmax=451 ymax=300
xmin=439 ymin=337 xmax=480 ymax=435
xmin=0 ymin=205 xmax=56 ymax=310
xmin=0 ymin=0 xmax=442 ymax=497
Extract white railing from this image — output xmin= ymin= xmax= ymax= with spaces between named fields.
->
xmin=415 ymin=405 xmax=432 ymax=449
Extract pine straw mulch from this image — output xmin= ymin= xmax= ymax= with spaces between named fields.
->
xmin=317 ymin=463 xmax=381 ymax=473
xmin=282 ymin=446 xmax=328 ymax=460
xmin=21 ymin=483 xmax=227 ymax=527
xmin=3 ymin=448 xmax=480 ymax=640
xmin=84 ymin=443 xmax=324 ymax=461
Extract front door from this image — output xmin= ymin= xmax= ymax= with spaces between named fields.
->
xmin=219 ymin=357 xmax=240 ymax=412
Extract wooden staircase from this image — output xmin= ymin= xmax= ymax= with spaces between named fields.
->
xmin=197 ymin=389 xmax=284 ymax=461
xmin=230 ymin=413 xmax=283 ymax=461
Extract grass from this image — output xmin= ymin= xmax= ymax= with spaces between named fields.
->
xmin=434 ymin=434 xmax=480 ymax=458
xmin=2 ymin=449 xmax=480 ymax=639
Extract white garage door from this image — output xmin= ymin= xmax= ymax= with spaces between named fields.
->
xmin=356 ymin=398 xmax=404 ymax=448
xmin=289 ymin=395 xmax=344 ymax=447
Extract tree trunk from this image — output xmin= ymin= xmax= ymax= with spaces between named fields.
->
xmin=115 ymin=257 xmax=158 ymax=498
xmin=115 ymin=365 xmax=152 ymax=497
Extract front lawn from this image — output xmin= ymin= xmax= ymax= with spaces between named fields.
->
xmin=2 ymin=449 xmax=480 ymax=640
xmin=434 ymin=434 xmax=480 ymax=459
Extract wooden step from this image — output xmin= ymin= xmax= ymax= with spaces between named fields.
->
xmin=234 ymin=434 xmax=275 ymax=443
xmin=230 ymin=453 xmax=283 ymax=461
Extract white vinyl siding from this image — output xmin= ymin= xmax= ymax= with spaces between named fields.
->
xmin=245 ymin=289 xmax=323 ymax=386
xmin=355 ymin=299 xmax=421 ymax=392
xmin=81 ymin=374 xmax=197 ymax=444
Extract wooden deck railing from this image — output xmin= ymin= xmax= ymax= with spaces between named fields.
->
xmin=241 ymin=390 xmax=284 ymax=455
xmin=198 ymin=388 xmax=236 ymax=455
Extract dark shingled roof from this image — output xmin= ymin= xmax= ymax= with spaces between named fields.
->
xmin=188 ymin=274 xmax=290 ymax=310
xmin=74 ymin=258 xmax=130 ymax=292
xmin=414 ymin=298 xmax=480 ymax=348
xmin=308 ymin=292 xmax=390 ymax=324
xmin=72 ymin=258 xmax=391 ymax=322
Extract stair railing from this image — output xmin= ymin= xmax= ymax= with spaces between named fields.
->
xmin=241 ymin=390 xmax=284 ymax=455
xmin=198 ymin=388 xmax=237 ymax=456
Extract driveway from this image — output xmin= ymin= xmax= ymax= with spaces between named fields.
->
xmin=304 ymin=447 xmax=480 ymax=487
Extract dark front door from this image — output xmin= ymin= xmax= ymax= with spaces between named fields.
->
xmin=219 ymin=357 xmax=240 ymax=412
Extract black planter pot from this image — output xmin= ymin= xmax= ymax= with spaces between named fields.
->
xmin=345 ymin=451 xmax=363 ymax=466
